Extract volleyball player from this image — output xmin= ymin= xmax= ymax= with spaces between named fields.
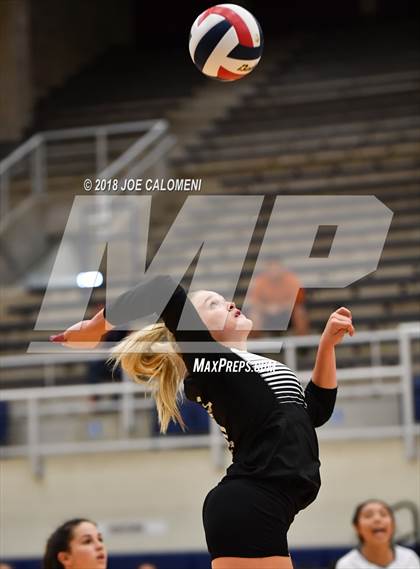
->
xmin=335 ymin=500 xmax=420 ymax=568
xmin=51 ymin=275 xmax=355 ymax=569
xmin=43 ymin=518 xmax=107 ymax=569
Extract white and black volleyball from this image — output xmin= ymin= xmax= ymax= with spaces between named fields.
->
xmin=189 ymin=4 xmax=263 ymax=81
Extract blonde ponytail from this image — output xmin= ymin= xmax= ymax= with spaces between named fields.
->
xmin=108 ymin=324 xmax=187 ymax=433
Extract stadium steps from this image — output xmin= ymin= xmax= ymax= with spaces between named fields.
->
xmin=1 ymin=285 xmax=419 ymax=342
xmin=33 ymin=44 xmax=287 ymax=168
xmin=3 ymin=266 xmax=418 ymax=321
xmin=179 ymin=126 xmax=420 ymax=164
xmin=208 ymin=103 xmax=420 ymax=137
xmin=165 ymin=23 xmax=420 ymax=344
xmin=1 ymin=184 xmax=418 ymax=323
xmin=204 ymin=115 xmax=420 ymax=149
xmin=1 ymin=38 xmax=291 ymax=231
xmin=174 ymin=140 xmax=420 ymax=177
xmin=5 ymin=175 xmax=89 ymax=211
xmin=226 ymin=76 xmax=420 ymax=116
xmin=221 ymin=161 xmax=420 ymax=192
xmin=32 ymin=45 xmax=203 ymax=131
xmin=1 ymin=257 xmax=418 ymax=352
xmin=2 ymin=29 xmax=419 ymax=387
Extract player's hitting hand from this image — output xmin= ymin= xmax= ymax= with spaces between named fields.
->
xmin=321 ymin=307 xmax=355 ymax=347
xmin=49 ymin=309 xmax=110 ymax=349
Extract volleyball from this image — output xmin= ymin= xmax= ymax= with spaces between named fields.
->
xmin=188 ymin=4 xmax=263 ymax=81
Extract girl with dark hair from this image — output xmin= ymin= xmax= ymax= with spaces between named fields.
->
xmin=43 ymin=518 xmax=107 ymax=569
xmin=335 ymin=500 xmax=420 ymax=568
xmin=51 ymin=275 xmax=352 ymax=569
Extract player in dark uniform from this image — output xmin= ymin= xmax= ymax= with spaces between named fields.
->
xmin=51 ymin=275 xmax=355 ymax=569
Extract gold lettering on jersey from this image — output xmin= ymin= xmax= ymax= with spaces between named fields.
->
xmin=196 ymin=396 xmax=214 ymax=419
xmin=196 ymin=397 xmax=234 ymax=453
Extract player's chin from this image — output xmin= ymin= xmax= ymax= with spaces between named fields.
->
xmin=236 ymin=314 xmax=253 ymax=330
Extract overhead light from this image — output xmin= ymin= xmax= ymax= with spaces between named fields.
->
xmin=76 ymin=271 xmax=103 ymax=288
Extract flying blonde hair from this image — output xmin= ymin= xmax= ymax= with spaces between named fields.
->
xmin=108 ymin=323 xmax=187 ymax=433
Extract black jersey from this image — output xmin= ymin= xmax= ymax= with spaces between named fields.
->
xmin=104 ymin=275 xmax=337 ymax=512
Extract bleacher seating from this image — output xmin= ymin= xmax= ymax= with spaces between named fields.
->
xmin=1 ymin=24 xmax=419 ymax=391
xmin=172 ymin=24 xmax=420 ymax=338
xmin=32 ymin=46 xmax=203 ymax=131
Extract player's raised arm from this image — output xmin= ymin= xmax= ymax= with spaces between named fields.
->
xmin=305 ymin=307 xmax=355 ymax=427
xmin=49 ymin=275 xmax=214 ymax=349
xmin=49 ymin=309 xmax=111 ymax=349
xmin=312 ymin=307 xmax=355 ymax=390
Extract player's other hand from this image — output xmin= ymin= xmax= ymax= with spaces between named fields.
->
xmin=321 ymin=307 xmax=355 ymax=347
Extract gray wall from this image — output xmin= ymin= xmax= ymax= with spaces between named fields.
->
xmin=0 ymin=0 xmax=132 ymax=143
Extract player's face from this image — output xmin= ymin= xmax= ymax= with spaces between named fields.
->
xmin=191 ymin=290 xmax=253 ymax=342
xmin=354 ymin=502 xmax=394 ymax=546
xmin=58 ymin=522 xmax=107 ymax=569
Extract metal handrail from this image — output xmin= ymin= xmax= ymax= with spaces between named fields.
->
xmin=392 ymin=500 xmax=420 ymax=545
xmin=0 ymin=323 xmax=419 ymax=476
xmin=0 ymin=366 xmax=406 ymax=401
xmin=0 ymin=119 xmax=174 ymax=219
xmin=0 ymin=134 xmax=42 ymax=174
xmin=1 ymin=323 xmax=418 ymax=369
xmin=0 ymin=120 xmax=166 ymax=174
xmin=97 ymin=119 xmax=169 ymax=180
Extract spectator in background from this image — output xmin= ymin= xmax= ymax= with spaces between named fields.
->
xmin=248 ymin=259 xmax=309 ymax=337
xmin=0 ymin=563 xmax=14 ymax=569
xmin=335 ymin=499 xmax=420 ymax=568
xmin=43 ymin=518 xmax=107 ymax=569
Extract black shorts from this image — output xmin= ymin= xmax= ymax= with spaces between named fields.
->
xmin=202 ymin=477 xmax=296 ymax=560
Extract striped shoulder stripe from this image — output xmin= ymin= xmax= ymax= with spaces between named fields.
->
xmin=231 ymin=349 xmax=306 ymax=406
